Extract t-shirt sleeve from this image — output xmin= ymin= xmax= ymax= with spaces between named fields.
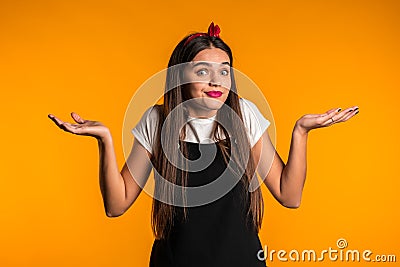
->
xmin=240 ymin=98 xmax=271 ymax=147
xmin=131 ymin=105 xmax=160 ymax=155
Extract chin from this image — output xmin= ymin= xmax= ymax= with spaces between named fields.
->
xmin=202 ymin=98 xmax=225 ymax=109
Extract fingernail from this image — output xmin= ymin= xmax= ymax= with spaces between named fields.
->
xmin=355 ymin=110 xmax=359 ymax=114
xmin=348 ymin=109 xmax=353 ymax=112
xmin=337 ymin=108 xmax=342 ymax=112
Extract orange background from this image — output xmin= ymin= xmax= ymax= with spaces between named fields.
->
xmin=1 ymin=0 xmax=399 ymax=266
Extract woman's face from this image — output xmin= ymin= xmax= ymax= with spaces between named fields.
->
xmin=183 ymin=47 xmax=231 ymax=118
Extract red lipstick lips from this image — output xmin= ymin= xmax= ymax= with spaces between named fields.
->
xmin=205 ymin=91 xmax=222 ymax=98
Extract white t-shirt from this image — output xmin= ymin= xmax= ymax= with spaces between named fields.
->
xmin=131 ymin=98 xmax=271 ymax=155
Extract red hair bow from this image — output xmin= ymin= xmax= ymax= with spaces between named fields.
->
xmin=184 ymin=22 xmax=221 ymax=46
xmin=208 ymin=22 xmax=220 ymax=37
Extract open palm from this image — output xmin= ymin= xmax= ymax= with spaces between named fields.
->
xmin=48 ymin=112 xmax=109 ymax=139
xmin=296 ymin=106 xmax=359 ymax=134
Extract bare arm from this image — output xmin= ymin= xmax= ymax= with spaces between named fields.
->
xmin=252 ymin=126 xmax=305 ymax=208
xmin=252 ymin=106 xmax=359 ymax=208
xmin=48 ymin=112 xmax=153 ymax=217
xmin=99 ymin=133 xmax=153 ymax=217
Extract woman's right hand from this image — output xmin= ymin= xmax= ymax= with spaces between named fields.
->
xmin=48 ymin=112 xmax=110 ymax=140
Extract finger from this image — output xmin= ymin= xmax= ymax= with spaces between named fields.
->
xmin=339 ymin=113 xmax=355 ymax=122
xmin=304 ymin=108 xmax=341 ymax=119
xmin=321 ymin=107 xmax=341 ymax=117
xmin=62 ymin=122 xmax=83 ymax=134
xmin=316 ymin=107 xmax=341 ymax=125
xmin=71 ymin=112 xmax=85 ymax=124
xmin=48 ymin=114 xmax=66 ymax=127
xmin=322 ymin=106 xmax=359 ymax=126
xmin=333 ymin=106 xmax=359 ymax=122
xmin=320 ymin=116 xmax=336 ymax=127
xmin=336 ymin=108 xmax=360 ymax=122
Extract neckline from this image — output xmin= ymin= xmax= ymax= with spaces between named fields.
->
xmin=179 ymin=140 xmax=226 ymax=145
xmin=187 ymin=114 xmax=217 ymax=124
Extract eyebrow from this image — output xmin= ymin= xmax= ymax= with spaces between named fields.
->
xmin=191 ymin=61 xmax=231 ymax=67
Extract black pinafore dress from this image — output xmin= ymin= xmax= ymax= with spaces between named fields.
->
xmin=149 ymin=125 xmax=267 ymax=267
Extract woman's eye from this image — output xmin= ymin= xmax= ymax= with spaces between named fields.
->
xmin=196 ymin=69 xmax=208 ymax=76
xmin=220 ymin=69 xmax=229 ymax=76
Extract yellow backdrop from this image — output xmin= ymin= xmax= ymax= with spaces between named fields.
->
xmin=1 ymin=0 xmax=398 ymax=266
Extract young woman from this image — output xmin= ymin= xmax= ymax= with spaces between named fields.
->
xmin=48 ymin=22 xmax=359 ymax=266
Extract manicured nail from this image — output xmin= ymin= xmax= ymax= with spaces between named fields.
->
xmin=337 ymin=108 xmax=342 ymax=112
xmin=355 ymin=110 xmax=359 ymax=114
xmin=348 ymin=109 xmax=353 ymax=112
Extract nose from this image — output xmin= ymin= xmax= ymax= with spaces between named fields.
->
xmin=209 ymin=75 xmax=221 ymax=87
xmin=209 ymin=81 xmax=220 ymax=87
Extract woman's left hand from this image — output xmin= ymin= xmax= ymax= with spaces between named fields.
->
xmin=295 ymin=106 xmax=359 ymax=135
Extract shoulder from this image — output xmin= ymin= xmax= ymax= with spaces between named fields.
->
xmin=239 ymin=97 xmax=268 ymax=124
xmin=238 ymin=97 xmax=271 ymax=147
xmin=239 ymin=98 xmax=269 ymax=116
xmin=131 ymin=105 xmax=161 ymax=155
xmin=239 ymin=97 xmax=257 ymax=115
xmin=143 ymin=104 xmax=161 ymax=121
xmin=135 ymin=104 xmax=161 ymax=130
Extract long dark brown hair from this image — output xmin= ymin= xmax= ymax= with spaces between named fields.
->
xmin=150 ymin=32 xmax=264 ymax=240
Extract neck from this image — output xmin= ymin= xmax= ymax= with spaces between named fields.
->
xmin=186 ymin=107 xmax=217 ymax=119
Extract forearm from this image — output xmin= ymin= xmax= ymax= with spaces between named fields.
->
xmin=280 ymin=123 xmax=308 ymax=208
xmin=97 ymin=133 xmax=126 ymax=217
